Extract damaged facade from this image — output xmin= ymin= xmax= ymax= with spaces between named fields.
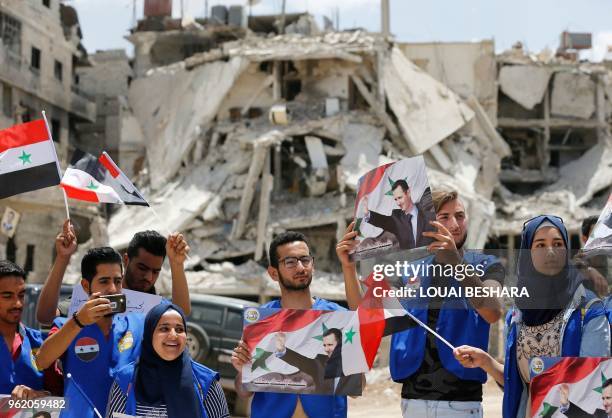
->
xmin=0 ymin=0 xmax=105 ymax=282
xmin=108 ymin=5 xmax=517 ymax=306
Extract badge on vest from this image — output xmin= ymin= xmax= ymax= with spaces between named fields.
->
xmin=75 ymin=337 xmax=100 ymax=362
xmin=118 ymin=331 xmax=134 ymax=352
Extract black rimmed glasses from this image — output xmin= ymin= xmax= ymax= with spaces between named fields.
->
xmin=280 ymin=256 xmax=314 ymax=269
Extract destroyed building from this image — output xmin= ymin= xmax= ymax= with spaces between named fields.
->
xmin=0 ymin=0 xmax=106 ymax=282
xmin=107 ymin=3 xmax=515 ymax=305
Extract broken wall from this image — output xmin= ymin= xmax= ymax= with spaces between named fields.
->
xmin=399 ymin=40 xmax=497 ymax=123
xmin=128 ymin=56 xmax=248 ymax=189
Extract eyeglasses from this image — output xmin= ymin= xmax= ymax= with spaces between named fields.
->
xmin=280 ymin=256 xmax=314 ymax=269
xmin=522 ymin=215 xmax=564 ymax=229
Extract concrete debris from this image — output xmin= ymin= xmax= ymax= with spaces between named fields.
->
xmin=129 ymin=56 xmax=248 ymax=189
xmin=383 ymin=47 xmax=475 ymax=154
xmin=499 ymin=65 xmax=553 ymax=110
xmin=551 ymin=72 xmax=596 ymax=119
xmin=99 ymin=15 xmax=612 ymax=304
xmin=544 ymin=141 xmax=612 ymax=206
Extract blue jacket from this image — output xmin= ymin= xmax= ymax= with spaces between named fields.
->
xmin=54 ymin=313 xmax=144 ymax=418
xmin=502 ymin=285 xmax=611 ymax=418
xmin=0 ymin=324 xmax=44 ymax=393
xmin=250 ymin=297 xmax=349 ymax=418
xmin=113 ymin=360 xmax=219 ymax=417
xmin=390 ymin=252 xmax=499 ymax=383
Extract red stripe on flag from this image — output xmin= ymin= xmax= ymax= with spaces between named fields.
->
xmin=357 ymin=307 xmax=386 ymax=368
xmin=0 ymin=120 xmax=49 ymax=153
xmin=530 ymin=357 xmax=607 ymax=415
xmin=99 ymin=153 xmax=120 ymax=178
xmin=243 ymin=309 xmax=326 ymax=352
xmin=60 ymin=184 xmax=101 ymax=203
xmin=360 ymin=272 xmax=392 ymax=309
xmin=354 ymin=163 xmax=393 ymax=212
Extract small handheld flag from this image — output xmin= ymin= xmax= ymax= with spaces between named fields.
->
xmin=0 ymin=119 xmax=61 ymax=199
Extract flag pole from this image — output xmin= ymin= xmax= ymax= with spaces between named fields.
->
xmin=41 ymin=111 xmax=70 ymax=220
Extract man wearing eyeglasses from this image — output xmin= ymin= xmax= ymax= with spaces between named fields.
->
xmin=231 ymin=231 xmax=351 ymax=418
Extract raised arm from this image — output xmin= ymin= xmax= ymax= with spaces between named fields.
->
xmin=36 ymin=294 xmax=111 ymax=369
xmin=336 ymin=222 xmax=363 ymax=310
xmin=166 ymin=233 xmax=191 ymax=316
xmin=36 ymin=219 xmax=77 ymax=325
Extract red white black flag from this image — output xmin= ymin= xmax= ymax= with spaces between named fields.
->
xmin=0 ymin=120 xmax=61 ymax=199
xmin=60 ymin=150 xmax=148 ymax=206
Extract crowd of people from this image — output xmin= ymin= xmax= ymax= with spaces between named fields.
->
xmin=1 ymin=188 xmax=612 ymax=418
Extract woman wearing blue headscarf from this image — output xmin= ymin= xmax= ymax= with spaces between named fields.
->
xmin=105 ymin=303 xmax=229 ymax=418
xmin=452 ymin=215 xmax=610 ymax=418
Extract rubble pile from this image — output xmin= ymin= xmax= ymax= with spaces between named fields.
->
xmin=97 ymin=16 xmax=612 ymax=301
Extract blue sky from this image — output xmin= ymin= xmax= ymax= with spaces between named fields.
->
xmin=69 ymin=0 xmax=612 ymax=60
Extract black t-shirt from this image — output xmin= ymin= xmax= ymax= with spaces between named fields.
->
xmin=401 ymin=261 xmax=505 ymax=401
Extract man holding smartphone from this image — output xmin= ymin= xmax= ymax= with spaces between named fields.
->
xmin=35 ymin=247 xmax=144 ymax=418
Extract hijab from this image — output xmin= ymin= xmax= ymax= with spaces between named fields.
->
xmin=516 ymin=215 xmax=583 ymax=326
xmin=135 ymin=303 xmax=200 ymax=417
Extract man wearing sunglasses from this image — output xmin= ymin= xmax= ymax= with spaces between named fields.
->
xmin=231 ymin=231 xmax=351 ymax=418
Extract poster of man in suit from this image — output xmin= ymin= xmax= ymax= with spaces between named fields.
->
xmin=273 ymin=329 xmax=362 ymax=396
xmin=351 ymin=156 xmax=437 ymax=261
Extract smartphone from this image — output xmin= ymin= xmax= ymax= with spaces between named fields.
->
xmin=105 ymin=294 xmax=127 ymax=314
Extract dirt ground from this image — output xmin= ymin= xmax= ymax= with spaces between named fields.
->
xmin=348 ymin=368 xmax=503 ymax=417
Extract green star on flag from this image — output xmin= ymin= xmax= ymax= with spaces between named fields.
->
xmin=539 ymin=402 xmax=557 ymax=418
xmin=384 ymin=177 xmax=408 ymax=196
xmin=344 ymin=327 xmax=356 ymax=344
xmin=86 ymin=180 xmax=98 ymax=190
xmin=313 ymin=322 xmax=330 ymax=342
xmin=18 ymin=150 xmax=32 ymax=165
xmin=594 ymin=371 xmax=609 ymax=394
xmin=251 ymin=348 xmax=272 ymax=372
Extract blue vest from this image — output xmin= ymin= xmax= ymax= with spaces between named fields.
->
xmin=113 ymin=360 xmax=219 ymax=417
xmin=250 ymin=297 xmax=349 ymax=418
xmin=389 ymin=252 xmax=498 ymax=383
xmin=0 ymin=324 xmax=44 ymax=393
xmin=54 ymin=313 xmax=144 ymax=418
xmin=502 ymin=289 xmax=605 ymax=418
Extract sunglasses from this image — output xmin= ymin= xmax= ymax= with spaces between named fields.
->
xmin=522 ymin=215 xmax=564 ymax=229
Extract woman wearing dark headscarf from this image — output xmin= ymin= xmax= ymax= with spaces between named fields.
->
xmin=452 ymin=215 xmax=610 ymax=418
xmin=105 ymin=303 xmax=229 ymax=418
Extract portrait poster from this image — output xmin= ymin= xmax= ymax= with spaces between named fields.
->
xmin=240 ymin=307 xmax=400 ymax=396
xmin=529 ymin=356 xmax=612 ymax=417
xmin=1 ymin=206 xmax=20 ymax=238
xmin=350 ymin=156 xmax=436 ymax=261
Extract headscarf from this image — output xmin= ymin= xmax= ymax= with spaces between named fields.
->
xmin=516 ymin=215 xmax=583 ymax=326
xmin=135 ymin=303 xmax=200 ymax=417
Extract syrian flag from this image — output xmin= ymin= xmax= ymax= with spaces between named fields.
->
xmin=241 ymin=307 xmax=405 ymax=383
xmin=0 ymin=119 xmax=61 ymax=199
xmin=98 ymin=151 xmax=149 ymax=206
xmin=61 ymin=150 xmax=148 ymax=205
xmin=530 ymin=357 xmax=612 ymax=417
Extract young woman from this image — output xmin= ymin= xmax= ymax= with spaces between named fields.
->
xmin=106 ymin=303 xmax=229 ymax=418
xmin=454 ymin=215 xmax=610 ymax=418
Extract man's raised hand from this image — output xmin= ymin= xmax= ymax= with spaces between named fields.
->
xmin=55 ymin=219 xmax=77 ymax=259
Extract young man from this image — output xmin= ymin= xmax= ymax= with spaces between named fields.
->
xmin=337 ymin=190 xmax=504 ymax=418
xmin=231 ymin=232 xmax=352 ymax=418
xmin=36 ymin=220 xmax=191 ymax=325
xmin=0 ymin=260 xmax=61 ymax=399
xmin=35 ymin=247 xmax=144 ymax=418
